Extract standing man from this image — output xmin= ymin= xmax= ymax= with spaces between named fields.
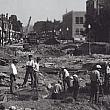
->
xmin=9 ymin=59 xmax=18 ymax=94
xmin=90 ymin=64 xmax=102 ymax=103
xmin=59 ymin=66 xmax=70 ymax=91
xmin=22 ymin=54 xmax=34 ymax=88
xmin=33 ymin=57 xmax=41 ymax=88
xmin=72 ymin=74 xmax=79 ymax=101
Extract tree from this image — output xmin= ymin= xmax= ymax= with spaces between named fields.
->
xmin=9 ymin=15 xmax=23 ymax=32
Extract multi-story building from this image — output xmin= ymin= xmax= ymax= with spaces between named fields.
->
xmin=62 ymin=11 xmax=86 ymax=42
xmin=0 ymin=14 xmax=21 ymax=45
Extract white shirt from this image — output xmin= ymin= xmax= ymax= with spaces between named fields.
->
xmin=26 ymin=60 xmax=34 ymax=67
xmin=10 ymin=63 xmax=17 ymax=75
xmin=90 ymin=70 xmax=100 ymax=82
xmin=53 ymin=83 xmax=62 ymax=93
xmin=34 ymin=62 xmax=39 ymax=72
xmin=107 ymin=65 xmax=110 ymax=74
xmin=64 ymin=69 xmax=69 ymax=78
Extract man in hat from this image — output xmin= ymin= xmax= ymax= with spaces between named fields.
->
xmin=22 ymin=54 xmax=34 ymax=88
xmin=59 ymin=66 xmax=70 ymax=91
xmin=9 ymin=59 xmax=18 ymax=94
xmin=90 ymin=64 xmax=102 ymax=103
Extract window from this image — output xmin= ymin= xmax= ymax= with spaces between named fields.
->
xmin=75 ymin=28 xmax=79 ymax=35
xmin=80 ymin=17 xmax=83 ymax=24
xmin=76 ymin=17 xmax=84 ymax=24
xmin=80 ymin=28 xmax=83 ymax=35
xmin=75 ymin=17 xmax=79 ymax=24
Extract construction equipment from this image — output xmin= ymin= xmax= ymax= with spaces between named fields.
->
xmin=23 ymin=16 xmax=31 ymax=42
xmin=23 ymin=16 xmax=31 ymax=51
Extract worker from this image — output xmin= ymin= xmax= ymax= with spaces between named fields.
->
xmin=68 ymin=76 xmax=74 ymax=92
xmin=59 ymin=66 xmax=70 ymax=91
xmin=90 ymin=64 xmax=102 ymax=103
xmin=72 ymin=74 xmax=79 ymax=101
xmin=22 ymin=54 xmax=34 ymax=88
xmin=51 ymin=80 xmax=62 ymax=99
xmin=9 ymin=59 xmax=18 ymax=94
xmin=104 ymin=62 xmax=110 ymax=94
xmin=33 ymin=57 xmax=43 ymax=88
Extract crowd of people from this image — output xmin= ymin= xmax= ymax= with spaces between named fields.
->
xmin=9 ymin=54 xmax=110 ymax=104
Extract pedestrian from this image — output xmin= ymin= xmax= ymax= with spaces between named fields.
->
xmin=9 ymin=59 xmax=18 ymax=94
xmin=22 ymin=54 xmax=34 ymax=88
xmin=51 ymin=80 xmax=62 ymax=99
xmin=59 ymin=66 xmax=70 ymax=91
xmin=72 ymin=74 xmax=79 ymax=101
xmin=90 ymin=64 xmax=102 ymax=103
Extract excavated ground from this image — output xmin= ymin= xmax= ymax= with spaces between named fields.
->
xmin=0 ymin=44 xmax=110 ymax=109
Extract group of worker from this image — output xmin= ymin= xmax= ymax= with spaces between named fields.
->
xmin=51 ymin=62 xmax=110 ymax=103
xmin=9 ymin=54 xmax=110 ymax=104
xmin=51 ymin=67 xmax=79 ymax=101
xmin=9 ymin=54 xmax=41 ymax=94
xmin=9 ymin=54 xmax=80 ymax=101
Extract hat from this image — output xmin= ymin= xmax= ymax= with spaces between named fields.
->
xmin=70 ymin=76 xmax=73 ymax=79
xmin=96 ymin=65 xmax=101 ymax=69
xmin=36 ymin=57 xmax=41 ymax=61
xmin=28 ymin=54 xmax=33 ymax=57
xmin=73 ymin=74 xmax=78 ymax=78
xmin=12 ymin=59 xmax=18 ymax=64
xmin=61 ymin=66 xmax=65 ymax=69
xmin=58 ymin=80 xmax=62 ymax=84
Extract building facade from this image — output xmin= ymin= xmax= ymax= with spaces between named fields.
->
xmin=62 ymin=11 xmax=86 ymax=42
xmin=0 ymin=14 xmax=21 ymax=45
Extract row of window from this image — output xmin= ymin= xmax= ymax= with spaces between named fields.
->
xmin=75 ymin=28 xmax=83 ymax=35
xmin=75 ymin=17 xmax=84 ymax=24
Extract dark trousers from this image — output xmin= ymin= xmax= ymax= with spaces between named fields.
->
xmin=10 ymin=74 xmax=16 ymax=93
xmin=23 ymin=66 xmax=34 ymax=86
xmin=63 ymin=76 xmax=70 ymax=91
xmin=51 ymin=93 xmax=59 ymax=99
xmin=33 ymin=72 xmax=38 ymax=88
xmin=90 ymin=81 xmax=99 ymax=103
xmin=73 ymin=87 xmax=79 ymax=100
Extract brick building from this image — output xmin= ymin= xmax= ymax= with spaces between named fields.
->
xmin=0 ymin=14 xmax=21 ymax=45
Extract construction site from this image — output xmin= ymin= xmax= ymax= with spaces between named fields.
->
xmin=0 ymin=0 xmax=110 ymax=109
xmin=0 ymin=41 xmax=109 ymax=110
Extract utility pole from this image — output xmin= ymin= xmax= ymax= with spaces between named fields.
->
xmin=88 ymin=24 xmax=91 ymax=55
xmin=1 ymin=14 xmax=4 ymax=46
xmin=8 ymin=19 xmax=11 ymax=44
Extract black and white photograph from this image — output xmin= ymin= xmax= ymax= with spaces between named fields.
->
xmin=0 ymin=0 xmax=110 ymax=109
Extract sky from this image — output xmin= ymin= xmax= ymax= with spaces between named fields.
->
xmin=0 ymin=0 xmax=87 ymax=26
